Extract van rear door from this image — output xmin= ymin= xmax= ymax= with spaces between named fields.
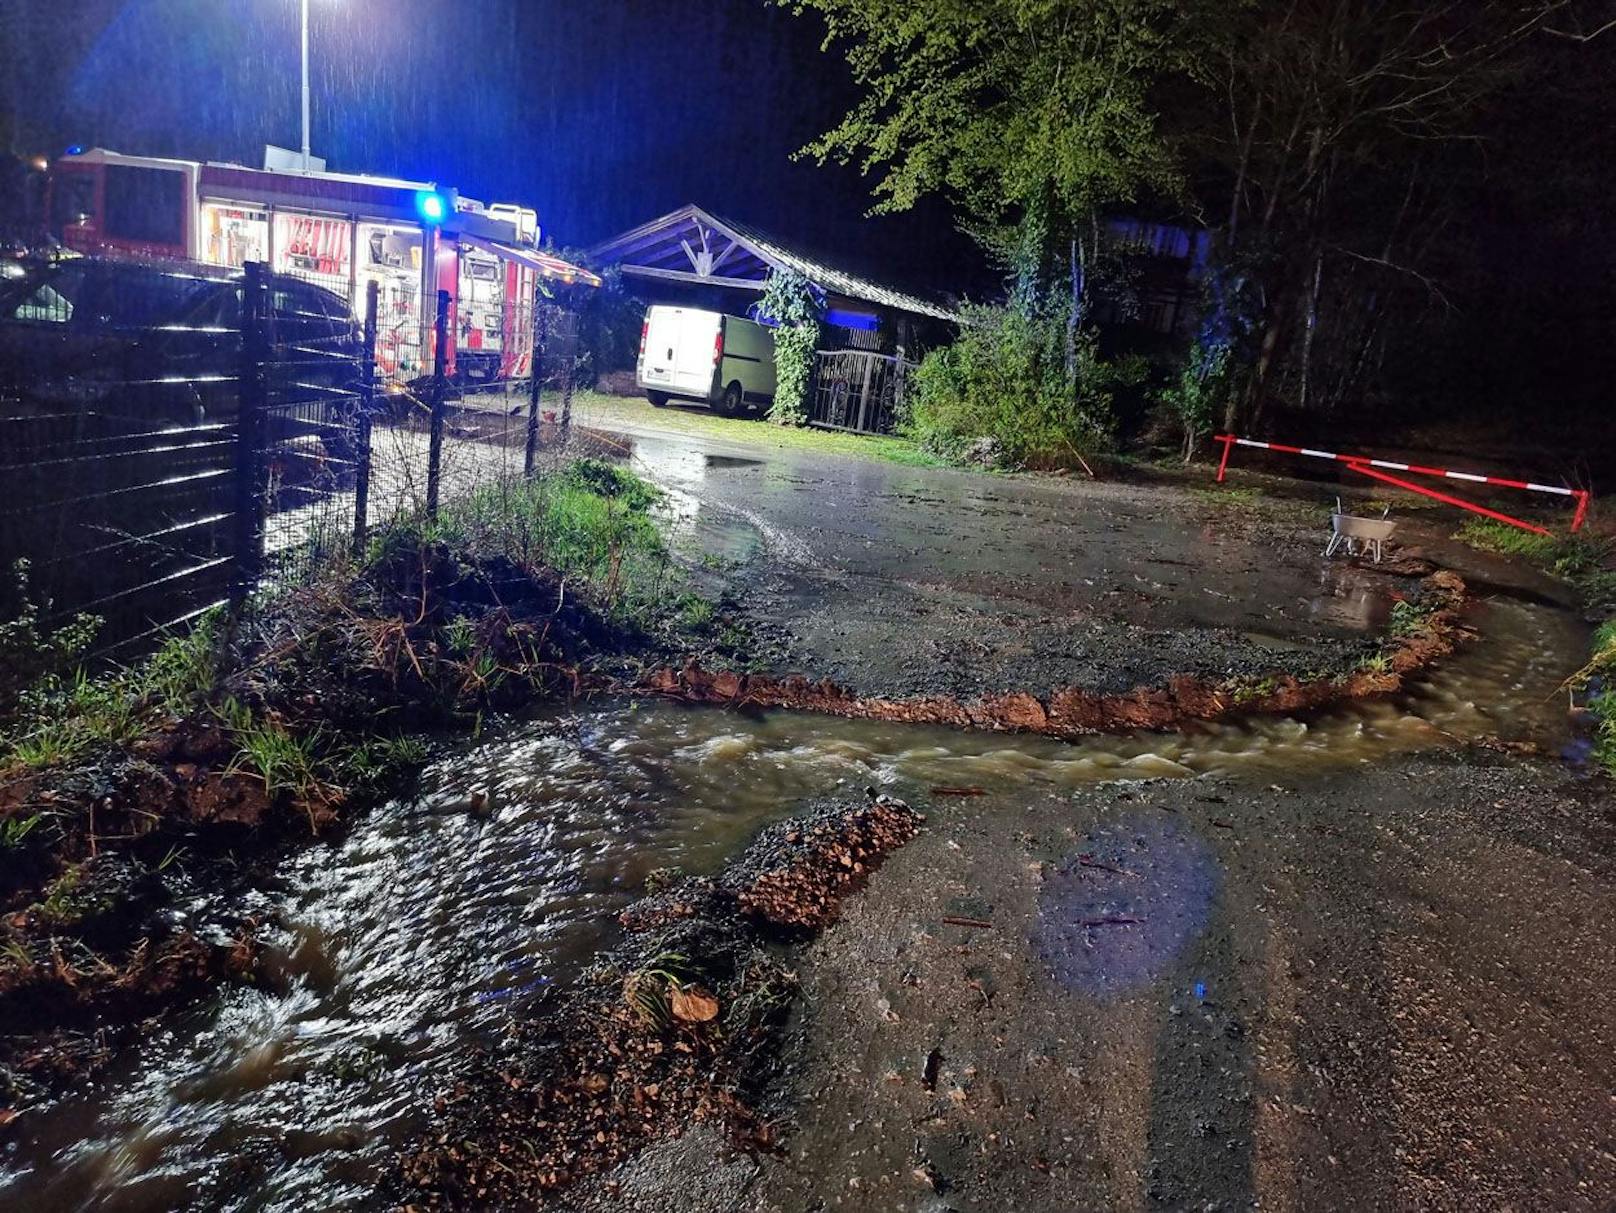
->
xmin=641 ymin=306 xmax=719 ymax=399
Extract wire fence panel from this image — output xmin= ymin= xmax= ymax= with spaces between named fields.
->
xmin=384 ymin=296 xmax=582 ymax=530
xmin=253 ymin=261 xmax=372 ymax=585
xmin=0 ymin=255 xmax=586 ymax=656
xmin=0 ymin=405 xmax=238 ymax=654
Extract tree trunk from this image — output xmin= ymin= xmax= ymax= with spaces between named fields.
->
xmin=1298 ymin=248 xmax=1324 ymax=411
xmin=1245 ymin=315 xmax=1283 ymax=433
xmin=1066 ymin=236 xmax=1083 ymax=384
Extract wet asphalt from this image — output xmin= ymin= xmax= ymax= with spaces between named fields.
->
xmin=556 ymin=400 xmax=1615 ymax=1212
xmin=577 ymin=756 xmax=1616 ymax=1213
xmin=579 ymin=404 xmax=1463 ymax=700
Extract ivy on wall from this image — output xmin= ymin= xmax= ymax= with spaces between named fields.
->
xmin=757 ymin=269 xmax=823 ymax=426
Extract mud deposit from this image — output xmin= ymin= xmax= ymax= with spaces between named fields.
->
xmin=398 ymin=794 xmax=923 ymax=1206
xmin=645 ymin=571 xmax=1468 ymax=739
xmin=0 ymin=583 xmax=1596 ymax=1210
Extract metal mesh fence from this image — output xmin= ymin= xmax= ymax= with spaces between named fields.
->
xmin=253 ymin=261 xmax=373 ymax=585
xmin=0 ymin=257 xmax=245 ymax=653
xmin=0 ymin=254 xmax=585 ymax=658
xmin=364 ymin=297 xmax=582 ymax=536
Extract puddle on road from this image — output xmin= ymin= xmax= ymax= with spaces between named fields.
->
xmin=0 ymin=597 xmax=1587 ymax=1210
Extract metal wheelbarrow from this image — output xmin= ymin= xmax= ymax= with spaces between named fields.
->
xmin=1324 ymin=497 xmax=1397 ymax=563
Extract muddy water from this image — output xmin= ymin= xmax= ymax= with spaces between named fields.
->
xmin=0 ymin=595 xmax=1587 ymax=1211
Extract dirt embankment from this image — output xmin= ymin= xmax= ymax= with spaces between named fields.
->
xmin=0 ymin=539 xmax=650 ymax=1122
xmin=395 ymin=793 xmax=924 ymax=1208
xmin=648 ymin=570 xmax=1469 ymax=738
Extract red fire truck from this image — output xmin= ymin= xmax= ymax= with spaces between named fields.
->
xmin=47 ymin=148 xmax=598 ymax=384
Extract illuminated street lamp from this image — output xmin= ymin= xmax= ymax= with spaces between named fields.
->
xmin=301 ymin=0 xmax=310 ymax=169
xmin=298 ymin=0 xmax=331 ymax=171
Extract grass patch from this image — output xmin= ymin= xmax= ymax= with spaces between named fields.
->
xmin=569 ymin=390 xmax=943 ymax=469
xmin=1 ymin=458 xmax=678 ymax=798
xmin=675 ymin=594 xmax=716 ymax=632
xmin=0 ymin=610 xmax=229 ymax=777
xmin=1454 ymin=518 xmax=1563 ymax=562
xmin=1387 ymin=598 xmax=1438 ymax=639
xmin=1192 ymin=485 xmax=1262 ymax=506
xmin=1355 ymin=652 xmax=1392 ymax=675
xmin=32 ymin=863 xmax=109 ymax=926
xmin=1229 ymin=674 xmax=1280 ymax=706
xmin=378 ymin=459 xmax=674 ymax=626
xmin=1455 ymin=518 xmax=1616 ymax=615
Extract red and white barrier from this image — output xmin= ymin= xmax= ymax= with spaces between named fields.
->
xmin=1213 ymin=434 xmax=1591 ymax=535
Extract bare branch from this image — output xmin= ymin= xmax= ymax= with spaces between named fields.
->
xmin=1544 ymin=15 xmax=1616 ymax=41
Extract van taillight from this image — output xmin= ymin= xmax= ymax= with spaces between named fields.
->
xmin=639 ymin=320 xmax=649 ymax=357
xmin=713 ymin=329 xmax=724 ymax=365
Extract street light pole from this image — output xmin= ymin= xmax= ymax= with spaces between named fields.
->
xmin=300 ymin=0 xmax=311 ymax=170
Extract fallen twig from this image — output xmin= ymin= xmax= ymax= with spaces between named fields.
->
xmin=941 ymin=915 xmax=992 ymax=929
xmin=1077 ymin=854 xmax=1136 ymax=877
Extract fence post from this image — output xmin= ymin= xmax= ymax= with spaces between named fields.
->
xmin=856 ymin=352 xmax=876 ymax=433
xmin=524 ymin=293 xmax=545 ymax=478
xmin=559 ymin=312 xmax=575 ymax=444
xmin=352 ymin=278 xmax=379 ymax=555
xmin=425 ymin=288 xmax=450 ymax=518
xmin=232 ymin=261 xmax=270 ymax=606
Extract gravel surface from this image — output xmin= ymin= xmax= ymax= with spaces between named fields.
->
xmin=579 ymin=412 xmax=1449 ymax=699
xmin=573 ymin=753 xmax=1616 ymax=1211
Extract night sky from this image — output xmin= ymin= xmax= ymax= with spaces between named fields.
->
xmin=0 ymin=0 xmax=981 ymax=294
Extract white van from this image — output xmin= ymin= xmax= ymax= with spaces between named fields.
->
xmin=636 ymin=305 xmax=776 ymax=416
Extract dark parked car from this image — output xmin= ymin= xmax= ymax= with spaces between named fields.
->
xmin=0 ymin=255 xmax=367 ymax=447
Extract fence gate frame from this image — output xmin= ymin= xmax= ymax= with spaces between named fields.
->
xmin=807 ymin=348 xmax=915 ymax=436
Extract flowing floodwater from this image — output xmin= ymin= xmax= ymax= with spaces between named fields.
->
xmin=0 ymin=594 xmax=1588 ymax=1210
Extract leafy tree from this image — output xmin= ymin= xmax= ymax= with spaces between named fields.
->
xmin=779 ymin=0 xmax=1215 ymax=458
xmin=778 ymin=0 xmax=1213 ymax=293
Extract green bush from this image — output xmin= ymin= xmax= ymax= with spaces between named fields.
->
xmin=571 ymin=265 xmax=645 ymax=380
xmin=902 ymin=301 xmax=1137 ymax=467
xmin=1578 ymin=619 xmax=1616 ymax=778
xmin=1158 ymin=340 xmax=1232 ymax=461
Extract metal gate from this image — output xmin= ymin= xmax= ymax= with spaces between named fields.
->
xmin=807 ymin=350 xmax=915 ymax=435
